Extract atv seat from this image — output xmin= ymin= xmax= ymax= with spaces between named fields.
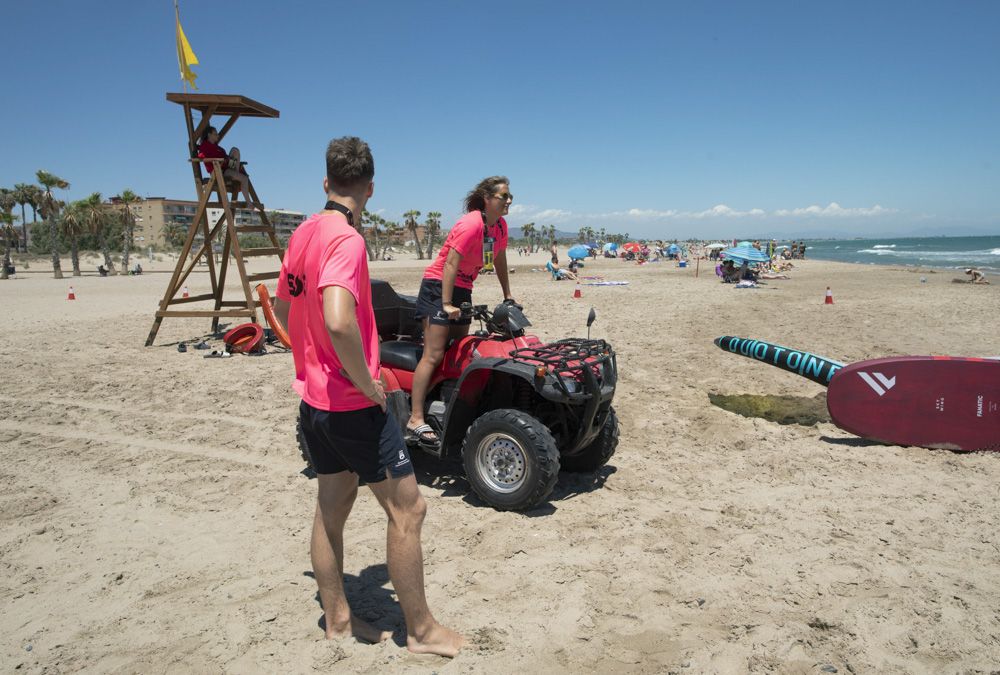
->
xmin=371 ymin=279 xmax=422 ymax=340
xmin=380 ymin=341 xmax=423 ymax=371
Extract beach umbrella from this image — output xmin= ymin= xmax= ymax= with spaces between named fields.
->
xmin=721 ymin=245 xmax=770 ymax=264
xmin=667 ymin=244 xmax=680 ymax=254
xmin=567 ymin=244 xmax=590 ymax=260
xmin=704 ymin=242 xmax=727 ymax=250
xmin=622 ymin=242 xmax=642 ymax=253
xmin=585 ymin=241 xmax=598 ymax=249
xmin=737 ymin=240 xmax=753 ymax=248
xmin=602 ymin=242 xmax=618 ymax=252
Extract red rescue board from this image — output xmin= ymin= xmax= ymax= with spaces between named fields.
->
xmin=827 ymin=356 xmax=1000 ymax=451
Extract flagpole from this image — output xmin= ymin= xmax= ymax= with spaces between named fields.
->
xmin=175 ymin=0 xmax=187 ymax=93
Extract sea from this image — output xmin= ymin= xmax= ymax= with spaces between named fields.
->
xmin=799 ymin=235 xmax=1000 ymax=275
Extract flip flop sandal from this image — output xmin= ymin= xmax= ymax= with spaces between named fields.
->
xmin=194 ymin=341 xmax=211 ymax=350
xmin=203 ymin=350 xmax=232 ymax=359
xmin=177 ymin=343 xmax=187 ymax=353
xmin=406 ymin=423 xmax=439 ymax=447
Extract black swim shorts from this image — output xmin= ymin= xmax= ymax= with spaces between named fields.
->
xmin=414 ymin=278 xmax=473 ymax=327
xmin=298 ymin=401 xmax=413 ymax=483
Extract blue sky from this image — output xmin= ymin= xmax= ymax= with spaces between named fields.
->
xmin=3 ymin=0 xmax=998 ymax=238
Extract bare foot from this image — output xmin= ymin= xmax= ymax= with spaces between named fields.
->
xmin=326 ymin=614 xmax=392 ymax=644
xmin=407 ymin=623 xmax=465 ymax=658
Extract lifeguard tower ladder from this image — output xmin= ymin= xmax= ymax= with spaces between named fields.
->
xmin=145 ymin=93 xmax=283 ymax=346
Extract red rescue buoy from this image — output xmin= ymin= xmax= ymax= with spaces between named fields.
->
xmin=255 ymin=284 xmax=292 ymax=349
xmin=223 ymin=323 xmax=265 ymax=353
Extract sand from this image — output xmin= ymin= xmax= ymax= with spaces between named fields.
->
xmin=2 ymin=251 xmax=999 ymax=673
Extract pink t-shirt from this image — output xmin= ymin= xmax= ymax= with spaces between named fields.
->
xmin=423 ymin=211 xmax=508 ymax=290
xmin=277 ymin=211 xmax=379 ymax=412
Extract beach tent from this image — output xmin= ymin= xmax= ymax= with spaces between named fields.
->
xmin=585 ymin=241 xmax=598 ymax=249
xmin=602 ymin=242 xmax=618 ymax=252
xmin=567 ymin=244 xmax=590 ymax=260
xmin=721 ymin=245 xmax=770 ymax=264
xmin=667 ymin=244 xmax=680 ymax=255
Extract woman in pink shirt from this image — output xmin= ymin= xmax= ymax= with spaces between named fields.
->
xmin=407 ymin=176 xmax=517 ymax=445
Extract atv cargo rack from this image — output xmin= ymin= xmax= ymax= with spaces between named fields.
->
xmin=511 ymin=338 xmax=617 ymax=399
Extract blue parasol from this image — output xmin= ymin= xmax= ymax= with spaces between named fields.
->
xmin=585 ymin=241 xmax=598 ymax=249
xmin=568 ymin=244 xmax=590 ymax=260
xmin=667 ymin=244 xmax=680 ymax=254
xmin=602 ymin=242 xmax=618 ymax=252
xmin=721 ymin=245 xmax=770 ymax=264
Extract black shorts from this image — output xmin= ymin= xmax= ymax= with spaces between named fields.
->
xmin=299 ymin=401 xmax=413 ymax=483
xmin=414 ymin=278 xmax=473 ymax=326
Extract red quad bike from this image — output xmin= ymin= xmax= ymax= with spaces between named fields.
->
xmin=300 ymin=280 xmax=620 ymax=511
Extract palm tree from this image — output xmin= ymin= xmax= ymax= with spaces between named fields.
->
xmin=424 ymin=211 xmax=441 ymax=259
xmin=599 ymin=227 xmax=606 ymax=244
xmin=0 ymin=211 xmax=17 ymax=280
xmin=60 ymin=201 xmax=87 ymax=276
xmin=84 ymin=192 xmax=116 ymax=274
xmin=36 ymin=170 xmax=70 ymax=279
xmin=115 ymin=189 xmax=140 ymax=272
xmin=0 ymin=190 xmax=17 ymax=280
xmin=13 ymin=183 xmax=32 ymax=252
xmin=404 ymin=210 xmax=423 ymax=259
xmin=521 ymin=222 xmax=535 ymax=252
xmin=382 ymin=219 xmax=401 ymax=259
xmin=360 ymin=210 xmax=378 ymax=261
xmin=25 ymin=185 xmax=42 ymax=249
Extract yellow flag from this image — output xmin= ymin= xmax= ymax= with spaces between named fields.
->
xmin=175 ymin=5 xmax=199 ymax=90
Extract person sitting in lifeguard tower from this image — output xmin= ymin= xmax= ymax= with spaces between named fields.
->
xmin=197 ymin=126 xmax=256 ymax=208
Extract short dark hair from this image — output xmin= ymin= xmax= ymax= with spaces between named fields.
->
xmin=464 ymin=175 xmax=509 ymax=213
xmin=326 ymin=136 xmax=375 ymax=192
xmin=200 ymin=125 xmax=218 ymax=144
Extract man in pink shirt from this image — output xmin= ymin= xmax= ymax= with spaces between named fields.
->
xmin=273 ymin=137 xmax=463 ymax=658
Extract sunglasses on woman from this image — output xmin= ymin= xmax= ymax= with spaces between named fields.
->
xmin=493 ymin=192 xmax=513 ymax=202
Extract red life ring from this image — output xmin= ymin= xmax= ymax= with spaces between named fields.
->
xmin=255 ymin=283 xmax=292 ymax=349
xmin=223 ymin=323 xmax=265 ymax=353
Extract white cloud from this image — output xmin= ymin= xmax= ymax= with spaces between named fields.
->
xmin=772 ymin=202 xmax=896 ymax=218
xmin=509 ymin=201 xmax=896 ymax=224
xmin=688 ymin=204 xmax=767 ymax=219
xmin=625 ymin=208 xmax=679 ymax=218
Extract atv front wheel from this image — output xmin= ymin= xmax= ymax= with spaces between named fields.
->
xmin=560 ymin=407 xmax=619 ymax=472
xmin=462 ymin=409 xmax=560 ymax=511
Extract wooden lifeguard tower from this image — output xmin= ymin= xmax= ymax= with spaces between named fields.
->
xmin=145 ymin=93 xmax=283 ymax=346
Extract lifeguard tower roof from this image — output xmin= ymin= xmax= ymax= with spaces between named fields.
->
xmin=165 ymin=93 xmax=279 ymax=119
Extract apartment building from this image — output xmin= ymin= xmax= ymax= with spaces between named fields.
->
xmin=125 ymin=197 xmax=305 ymax=248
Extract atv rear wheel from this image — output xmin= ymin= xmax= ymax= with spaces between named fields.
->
xmin=560 ymin=407 xmax=619 ymax=472
xmin=462 ymin=409 xmax=560 ymax=511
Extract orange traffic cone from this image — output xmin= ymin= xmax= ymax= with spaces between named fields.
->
xmin=824 ymin=287 xmax=834 ymax=304
xmin=67 ymin=286 xmax=76 ymax=300
xmin=573 ymin=282 xmax=582 ymax=299
xmin=182 ymin=285 xmax=189 ymax=298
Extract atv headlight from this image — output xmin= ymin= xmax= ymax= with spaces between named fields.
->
xmin=559 ymin=376 xmax=581 ymax=394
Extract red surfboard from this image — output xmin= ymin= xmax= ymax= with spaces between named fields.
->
xmin=827 ymin=356 xmax=1000 ymax=452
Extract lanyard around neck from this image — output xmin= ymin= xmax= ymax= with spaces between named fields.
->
xmin=324 ymin=201 xmax=354 ymax=227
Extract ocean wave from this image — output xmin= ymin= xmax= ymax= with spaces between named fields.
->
xmin=990 ymin=248 xmax=1000 ymax=256
xmin=871 ymin=244 xmax=896 ymax=249
xmin=857 ymin=248 xmax=899 ymax=255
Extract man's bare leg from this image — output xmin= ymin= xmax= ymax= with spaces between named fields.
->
xmin=313 ymin=472 xmax=392 ymax=643
xmin=368 ymin=473 xmax=464 ymax=657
